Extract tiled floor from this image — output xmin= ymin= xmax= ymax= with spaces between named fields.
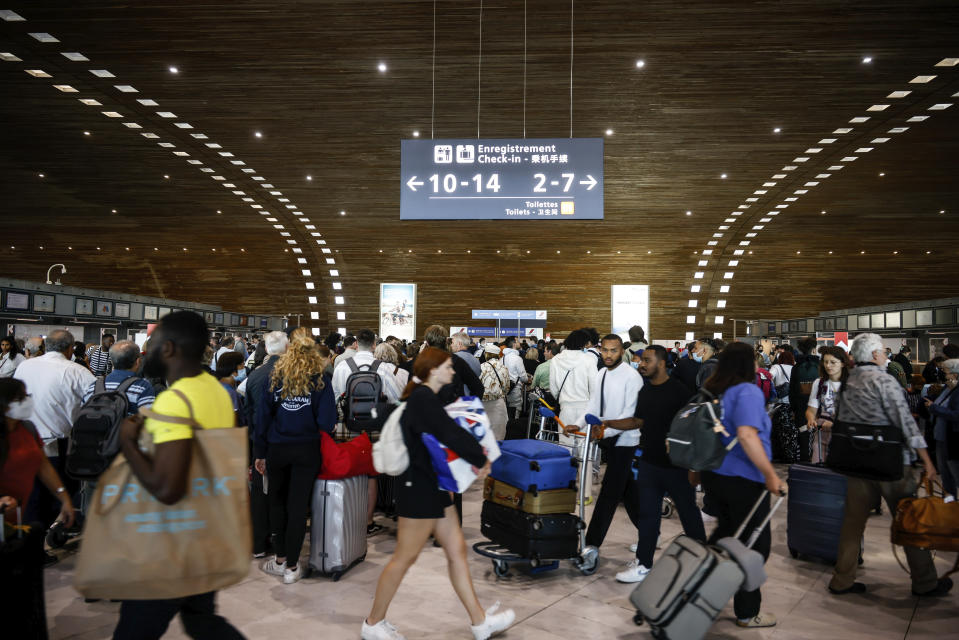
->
xmin=45 ymin=466 xmax=958 ymax=639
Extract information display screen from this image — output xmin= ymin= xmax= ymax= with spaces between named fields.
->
xmin=401 ymin=138 xmax=603 ymax=220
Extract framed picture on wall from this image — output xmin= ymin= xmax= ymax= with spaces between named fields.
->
xmin=96 ymin=301 xmax=113 ymax=317
xmin=158 ymin=306 xmax=172 ymax=318
xmin=204 ymin=312 xmax=215 ymax=323
xmin=214 ymin=313 xmax=224 ymax=325
xmin=76 ymin=298 xmax=94 ymax=315
xmin=115 ymin=302 xmax=130 ymax=318
xmin=143 ymin=305 xmax=158 ymax=321
xmin=33 ymin=294 xmax=55 ymax=312
xmin=5 ymin=291 xmax=30 ymax=311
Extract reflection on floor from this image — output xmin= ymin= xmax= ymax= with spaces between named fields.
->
xmin=45 ymin=465 xmax=957 ymax=639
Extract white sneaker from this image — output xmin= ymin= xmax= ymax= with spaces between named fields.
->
xmin=471 ymin=604 xmax=516 ymax=640
xmin=283 ymin=564 xmax=305 ymax=584
xmin=260 ymin=557 xmax=285 ymax=576
xmin=361 ymin=619 xmax=406 ymax=640
xmin=629 ymin=543 xmax=638 ymax=553
xmin=616 ymin=559 xmax=651 ymax=583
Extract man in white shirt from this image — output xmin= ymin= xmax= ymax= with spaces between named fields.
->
xmin=332 ymin=329 xmax=401 ymax=404
xmin=566 ymin=334 xmax=642 ymax=571
xmin=14 ymin=329 xmax=95 ymax=524
xmin=501 ymin=336 xmax=529 ymax=419
xmin=213 ymin=336 xmax=235 ymax=371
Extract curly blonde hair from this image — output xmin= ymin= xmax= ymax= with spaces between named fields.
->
xmin=271 ymin=336 xmax=330 ymax=398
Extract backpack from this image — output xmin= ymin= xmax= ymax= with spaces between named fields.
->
xmin=66 ymin=376 xmax=140 ymax=480
xmin=372 ymin=402 xmax=409 ymax=475
xmin=794 ymin=359 xmax=820 ymax=397
xmin=666 ymin=389 xmax=739 ymax=471
xmin=755 ymin=368 xmax=773 ymax=402
xmin=342 ymin=358 xmax=391 ymax=433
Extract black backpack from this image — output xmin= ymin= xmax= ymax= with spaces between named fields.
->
xmin=66 ymin=376 xmax=140 ymax=480
xmin=666 ymin=388 xmax=738 ymax=471
xmin=342 ymin=358 xmax=391 ymax=433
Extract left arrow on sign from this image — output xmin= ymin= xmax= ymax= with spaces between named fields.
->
xmin=407 ymin=176 xmax=424 ymax=191
xmin=579 ymin=175 xmax=597 ymax=190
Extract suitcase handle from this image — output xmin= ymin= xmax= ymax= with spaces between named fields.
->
xmin=529 ymin=461 xmax=540 ymax=472
xmin=733 ymin=489 xmax=787 ymax=549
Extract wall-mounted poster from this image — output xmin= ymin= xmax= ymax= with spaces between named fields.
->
xmin=158 ymin=306 xmax=172 ymax=318
xmin=611 ymin=285 xmax=650 ymax=341
xmin=379 ymin=283 xmax=416 ymax=342
xmin=5 ymin=291 xmax=30 ymax=310
xmin=33 ymin=294 xmax=55 ymax=313
xmin=114 ymin=302 xmax=130 ymax=318
xmin=214 ymin=313 xmax=224 ymax=325
xmin=204 ymin=312 xmax=215 ymax=324
xmin=75 ymin=298 xmax=94 ymax=316
xmin=96 ymin=301 xmax=113 ymax=317
xmin=143 ymin=305 xmax=159 ymax=321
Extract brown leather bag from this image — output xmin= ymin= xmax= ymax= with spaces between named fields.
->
xmin=891 ymin=476 xmax=959 ymax=577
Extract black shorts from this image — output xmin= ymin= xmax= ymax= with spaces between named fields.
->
xmin=396 ymin=485 xmax=453 ymax=519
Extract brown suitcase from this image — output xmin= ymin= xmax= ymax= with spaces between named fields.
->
xmin=483 ymin=477 xmax=576 ymax=515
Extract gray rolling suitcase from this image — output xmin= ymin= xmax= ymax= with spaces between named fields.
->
xmin=630 ymin=490 xmax=785 ymax=639
xmin=309 ymin=476 xmax=368 ymax=581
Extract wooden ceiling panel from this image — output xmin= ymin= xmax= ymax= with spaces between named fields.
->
xmin=1 ymin=0 xmax=958 ymax=339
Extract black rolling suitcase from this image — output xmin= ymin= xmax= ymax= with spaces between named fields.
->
xmin=786 ymin=462 xmax=848 ymax=562
xmin=480 ymin=500 xmax=580 ymax=560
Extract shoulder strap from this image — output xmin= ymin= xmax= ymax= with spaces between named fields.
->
xmin=95 ymin=376 xmax=106 ymax=394
xmin=370 ymin=359 xmax=382 ymax=374
xmin=346 ymin=357 xmax=359 ymax=374
xmin=116 ymin=376 xmax=141 ymax=395
xmin=138 ymin=388 xmax=199 ymax=431
xmin=557 ymin=369 xmax=571 ymax=397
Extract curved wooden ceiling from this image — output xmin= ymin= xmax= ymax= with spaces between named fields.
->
xmin=1 ymin=1 xmax=958 ymax=338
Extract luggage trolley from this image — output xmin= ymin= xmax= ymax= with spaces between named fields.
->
xmin=473 ymin=408 xmax=601 ymax=577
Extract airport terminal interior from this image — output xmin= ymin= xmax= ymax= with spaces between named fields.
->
xmin=2 ymin=1 xmax=959 ymax=639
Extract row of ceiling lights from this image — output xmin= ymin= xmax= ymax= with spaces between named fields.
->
xmin=683 ymin=56 xmax=957 ymax=324
xmin=3 ymin=9 xmax=344 ymax=326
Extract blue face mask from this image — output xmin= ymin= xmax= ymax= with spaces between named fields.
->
xmin=630 ymin=361 xmax=640 ymax=370
xmin=692 ymin=352 xmax=703 ymax=363
xmin=234 ymin=368 xmax=247 ymax=383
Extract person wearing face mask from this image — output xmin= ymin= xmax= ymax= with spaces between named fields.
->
xmin=804 ymin=347 xmax=850 ymax=464
xmin=924 ymin=358 xmax=959 ymax=501
xmin=693 ymin=338 xmax=722 ymax=390
xmin=828 ymin=333 xmax=948 ymax=598
xmin=215 ymin=351 xmax=247 ymax=425
xmin=672 ymin=341 xmax=702 ymax=393
xmin=0 ymin=378 xmax=76 ymax=533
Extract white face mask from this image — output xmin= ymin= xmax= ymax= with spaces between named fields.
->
xmin=7 ymin=396 xmax=34 ymax=420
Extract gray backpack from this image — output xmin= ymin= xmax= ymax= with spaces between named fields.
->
xmin=666 ymin=389 xmax=738 ymax=471
xmin=66 ymin=376 xmax=139 ymax=480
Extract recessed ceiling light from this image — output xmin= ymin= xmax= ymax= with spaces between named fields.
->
xmin=101 ymin=111 xmax=122 ymax=118
xmin=83 ymin=130 xmax=90 ymax=136
xmin=163 ymin=174 xmax=170 ymax=179
xmin=887 ymin=90 xmax=911 ymax=99
xmin=378 ymin=62 xmax=387 ymax=72
xmin=586 ymin=250 xmax=591 ymax=254
xmin=306 ymin=175 xmax=312 ymax=181
xmin=926 ymin=251 xmax=931 ymax=255
xmin=879 ymin=172 xmax=885 ymax=177
xmin=173 ymin=122 xmax=193 ymax=129
xmin=25 ymin=69 xmax=52 ymax=78
xmin=340 ymin=210 xmax=345 ymax=216
xmin=412 ymin=130 xmax=420 ymax=137
xmin=111 ymin=209 xmax=117 ymax=213
xmin=862 ymin=56 xmax=872 ymax=63
xmin=0 ymin=52 xmax=22 ymax=62
xmin=929 ymin=103 xmax=953 ymax=111
xmin=635 ymin=59 xmax=645 ymax=68
xmin=38 ymin=173 xmax=44 ymax=178
xmin=61 ymin=52 xmax=89 ymax=62
xmin=89 ymin=69 xmax=115 ymax=78
xmin=821 ymin=210 xmax=826 ymax=215
xmin=909 ymin=75 xmax=936 ymax=84
xmin=773 ymin=127 xmax=781 ymax=133
xmin=907 ymin=115 xmax=929 ymax=122
xmin=0 ymin=10 xmax=26 ymax=21
xmin=169 ymin=66 xmax=179 ymax=74
xmin=866 ymin=104 xmax=888 ymax=111
xmin=936 ymin=58 xmax=959 ymax=67
xmin=114 ymin=84 xmax=138 ymax=93
xmin=29 ymin=32 xmax=59 ymax=43
xmin=828 ymin=251 xmax=833 ymax=254
xmin=720 ymin=173 xmax=727 ymax=179
xmin=53 ymin=84 xmax=78 ymax=92
xmin=606 ymin=129 xmax=614 ymax=136
xmin=833 ymin=128 xmax=852 ymax=134
xmin=254 ymin=131 xmax=262 ymax=138
xmin=686 ymin=210 xmax=692 ymax=216
xmin=849 ymin=117 xmax=870 ymax=123
xmin=156 ymin=111 xmax=176 ymax=118
xmin=860 ymin=251 xmax=865 ymax=254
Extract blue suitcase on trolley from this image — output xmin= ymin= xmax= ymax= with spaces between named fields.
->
xmin=491 ymin=439 xmax=577 ymax=493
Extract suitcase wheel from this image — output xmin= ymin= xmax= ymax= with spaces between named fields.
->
xmin=661 ymin=500 xmax=674 ymax=519
xmin=530 ymin=461 xmax=541 ymax=472
xmin=531 ymin=518 xmax=543 ymax=531
xmin=789 ymin=548 xmax=799 ymax=559
xmin=633 ymin=613 xmax=644 ymax=626
xmin=492 ymin=560 xmax=510 ymax=578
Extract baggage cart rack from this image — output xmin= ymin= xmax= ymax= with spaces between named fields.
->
xmin=472 ymin=540 xmax=595 ymax=577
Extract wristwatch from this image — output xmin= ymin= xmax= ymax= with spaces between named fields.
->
xmin=55 ymin=486 xmax=65 ymax=494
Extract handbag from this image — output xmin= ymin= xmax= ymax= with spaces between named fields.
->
xmin=74 ymin=390 xmax=252 ymax=600
xmin=891 ymin=476 xmax=959 ymax=578
xmin=825 ymin=389 xmax=904 ymax=482
xmin=318 ymin=431 xmax=376 ymax=479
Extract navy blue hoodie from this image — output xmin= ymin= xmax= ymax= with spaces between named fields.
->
xmin=254 ymin=372 xmax=336 ymax=458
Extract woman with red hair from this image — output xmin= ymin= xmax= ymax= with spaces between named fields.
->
xmin=362 ymin=347 xmax=514 ymax=640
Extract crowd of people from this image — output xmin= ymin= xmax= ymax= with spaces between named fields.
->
xmin=1 ymin=316 xmax=957 ymax=639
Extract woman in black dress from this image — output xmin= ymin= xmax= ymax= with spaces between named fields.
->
xmin=362 ymin=347 xmax=515 ymax=640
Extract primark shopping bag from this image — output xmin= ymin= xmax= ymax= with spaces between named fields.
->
xmin=74 ymin=393 xmax=251 ymax=600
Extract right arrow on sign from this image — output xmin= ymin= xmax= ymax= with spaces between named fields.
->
xmin=407 ymin=176 xmax=424 ymax=191
xmin=579 ymin=175 xmax=597 ymax=190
